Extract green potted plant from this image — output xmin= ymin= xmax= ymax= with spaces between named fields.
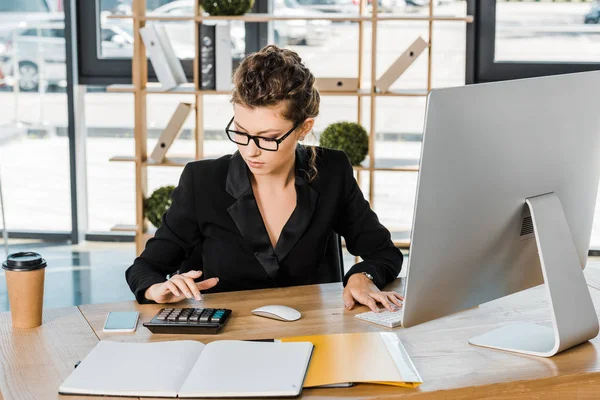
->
xmin=319 ymin=121 xmax=369 ymax=166
xmin=200 ymin=0 xmax=255 ymax=16
xmin=144 ymin=186 xmax=175 ymax=229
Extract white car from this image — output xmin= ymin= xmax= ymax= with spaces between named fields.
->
xmin=273 ymin=0 xmax=332 ymax=46
xmin=1 ymin=20 xmax=135 ymax=91
xmin=0 ymin=0 xmax=61 ymax=42
xmin=151 ymin=0 xmax=332 ymax=51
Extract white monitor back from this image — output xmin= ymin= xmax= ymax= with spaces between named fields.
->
xmin=402 ymin=71 xmax=600 ymax=328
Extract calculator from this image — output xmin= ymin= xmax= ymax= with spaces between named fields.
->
xmin=143 ymin=307 xmax=232 ymax=334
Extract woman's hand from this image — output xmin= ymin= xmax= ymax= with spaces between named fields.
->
xmin=342 ymin=273 xmax=403 ymax=313
xmin=144 ymin=270 xmax=219 ymax=304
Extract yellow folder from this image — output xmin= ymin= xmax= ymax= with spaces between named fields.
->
xmin=279 ymin=332 xmax=422 ymax=388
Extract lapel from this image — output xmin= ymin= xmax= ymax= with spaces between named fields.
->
xmin=225 ymin=146 xmax=319 ymax=283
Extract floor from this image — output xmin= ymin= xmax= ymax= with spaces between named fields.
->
xmin=0 ymin=239 xmax=371 ymax=312
xmin=0 ymin=240 xmax=137 ymax=312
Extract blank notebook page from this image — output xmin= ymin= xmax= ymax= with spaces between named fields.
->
xmin=59 ymin=340 xmax=204 ymax=397
xmin=178 ymin=340 xmax=314 ymax=398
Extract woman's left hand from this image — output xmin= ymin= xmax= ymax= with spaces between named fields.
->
xmin=343 ymin=273 xmax=403 ymax=313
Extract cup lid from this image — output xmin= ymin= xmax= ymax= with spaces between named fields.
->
xmin=2 ymin=252 xmax=47 ymax=271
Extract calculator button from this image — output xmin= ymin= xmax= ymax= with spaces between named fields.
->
xmin=157 ymin=311 xmax=171 ymax=321
xmin=199 ymin=309 xmax=212 ymax=323
xmin=190 ymin=309 xmax=203 ymax=321
xmin=178 ymin=309 xmax=193 ymax=321
xmin=167 ymin=309 xmax=181 ymax=321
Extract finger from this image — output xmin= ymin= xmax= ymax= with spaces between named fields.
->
xmin=356 ymin=292 xmax=379 ymax=313
xmin=391 ymin=292 xmax=404 ymax=301
xmin=372 ymin=292 xmax=394 ymax=312
xmin=181 ymin=270 xmax=203 ymax=279
xmin=170 ymin=278 xmax=193 ymax=299
xmin=387 ymin=293 xmax=403 ymax=309
xmin=196 ymin=277 xmax=219 ymax=291
xmin=181 ymin=276 xmax=202 ymax=301
xmin=342 ymin=288 xmax=356 ymax=310
xmin=165 ymin=281 xmax=181 ymax=297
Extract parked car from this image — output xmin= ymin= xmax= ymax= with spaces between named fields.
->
xmin=297 ymin=0 xmax=409 ymax=16
xmin=273 ymin=0 xmax=332 ymax=46
xmin=296 ymin=0 xmax=358 ymax=15
xmin=584 ymin=5 xmax=600 ymax=24
xmin=0 ymin=0 xmax=61 ymax=42
xmin=152 ymin=0 xmax=331 ymax=50
xmin=1 ymin=20 xmax=135 ymax=91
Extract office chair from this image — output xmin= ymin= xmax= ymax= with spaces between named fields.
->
xmin=321 ymin=231 xmax=345 ymax=284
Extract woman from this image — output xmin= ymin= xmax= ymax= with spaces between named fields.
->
xmin=126 ymin=45 xmax=403 ymax=313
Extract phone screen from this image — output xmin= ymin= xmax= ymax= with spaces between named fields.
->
xmin=104 ymin=311 xmax=139 ymax=330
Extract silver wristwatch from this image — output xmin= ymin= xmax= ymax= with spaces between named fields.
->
xmin=361 ymin=272 xmax=374 ymax=282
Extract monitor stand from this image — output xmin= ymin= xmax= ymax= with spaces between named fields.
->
xmin=468 ymin=192 xmax=599 ymax=357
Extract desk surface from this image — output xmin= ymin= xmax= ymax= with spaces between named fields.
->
xmin=4 ymin=266 xmax=600 ymax=399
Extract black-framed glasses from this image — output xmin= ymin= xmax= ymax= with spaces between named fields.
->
xmin=225 ymin=116 xmax=302 ymax=152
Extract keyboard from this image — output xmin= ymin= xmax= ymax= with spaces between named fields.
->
xmin=354 ymin=307 xmax=404 ymax=328
xmin=143 ymin=307 xmax=232 ymax=334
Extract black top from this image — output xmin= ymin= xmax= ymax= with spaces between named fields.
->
xmin=126 ymin=146 xmax=403 ymax=304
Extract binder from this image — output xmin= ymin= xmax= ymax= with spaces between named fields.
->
xmin=314 ymin=77 xmax=359 ymax=92
xmin=375 ymin=36 xmax=428 ymax=93
xmin=279 ymin=332 xmax=423 ymax=388
xmin=198 ymin=22 xmax=232 ymax=91
xmin=149 ymin=102 xmax=193 ymax=163
xmin=199 ymin=23 xmax=216 ymax=90
xmin=140 ymin=23 xmax=187 ymax=91
xmin=215 ymin=23 xmax=232 ymax=91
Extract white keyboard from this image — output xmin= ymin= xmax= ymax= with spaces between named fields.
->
xmin=354 ymin=307 xmax=404 ymax=328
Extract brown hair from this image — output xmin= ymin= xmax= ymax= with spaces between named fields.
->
xmin=230 ymin=44 xmax=320 ymax=182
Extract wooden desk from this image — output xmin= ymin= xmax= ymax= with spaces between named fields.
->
xmin=3 ymin=280 xmax=600 ymax=399
xmin=0 ymin=307 xmax=103 ymax=400
xmin=79 ymin=280 xmax=600 ymax=399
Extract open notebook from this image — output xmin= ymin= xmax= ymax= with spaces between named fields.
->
xmin=279 ymin=332 xmax=422 ymax=388
xmin=59 ymin=340 xmax=313 ymax=398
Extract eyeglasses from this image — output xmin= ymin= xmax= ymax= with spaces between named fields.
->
xmin=225 ymin=116 xmax=302 ymax=152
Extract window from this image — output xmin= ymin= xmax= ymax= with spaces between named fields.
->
xmin=0 ymin=0 xmax=50 ymax=12
xmin=495 ymin=1 xmax=600 ymax=63
xmin=469 ymin=0 xmax=600 ymax=83
xmin=0 ymin=8 xmax=71 ymax=233
xmin=49 ymin=28 xmax=64 ymax=38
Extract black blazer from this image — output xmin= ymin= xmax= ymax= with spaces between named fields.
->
xmin=126 ymin=146 xmax=403 ymax=304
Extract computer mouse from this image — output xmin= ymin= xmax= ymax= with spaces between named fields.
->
xmin=251 ymin=305 xmax=301 ymax=322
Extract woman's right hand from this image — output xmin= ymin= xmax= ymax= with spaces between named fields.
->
xmin=144 ymin=270 xmax=219 ymax=304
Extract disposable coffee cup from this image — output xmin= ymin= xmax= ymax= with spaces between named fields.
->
xmin=3 ymin=252 xmax=47 ymax=328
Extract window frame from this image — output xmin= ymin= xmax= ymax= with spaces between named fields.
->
xmin=77 ymin=0 xmax=269 ymax=85
xmin=466 ymin=0 xmax=600 ymax=84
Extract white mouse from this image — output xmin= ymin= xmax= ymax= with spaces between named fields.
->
xmin=251 ymin=305 xmax=301 ymax=322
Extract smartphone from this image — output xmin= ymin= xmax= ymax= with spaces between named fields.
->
xmin=103 ymin=311 xmax=140 ymax=333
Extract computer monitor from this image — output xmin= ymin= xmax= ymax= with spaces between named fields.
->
xmin=401 ymin=71 xmax=600 ymax=357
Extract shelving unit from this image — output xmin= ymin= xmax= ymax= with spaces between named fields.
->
xmin=107 ymin=0 xmax=473 ymax=255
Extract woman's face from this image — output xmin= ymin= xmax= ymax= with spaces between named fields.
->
xmin=232 ymin=102 xmax=313 ymax=177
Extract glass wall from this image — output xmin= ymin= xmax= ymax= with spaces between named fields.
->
xmin=495 ymin=0 xmax=600 ymax=63
xmin=0 ymin=0 xmax=72 ymax=232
